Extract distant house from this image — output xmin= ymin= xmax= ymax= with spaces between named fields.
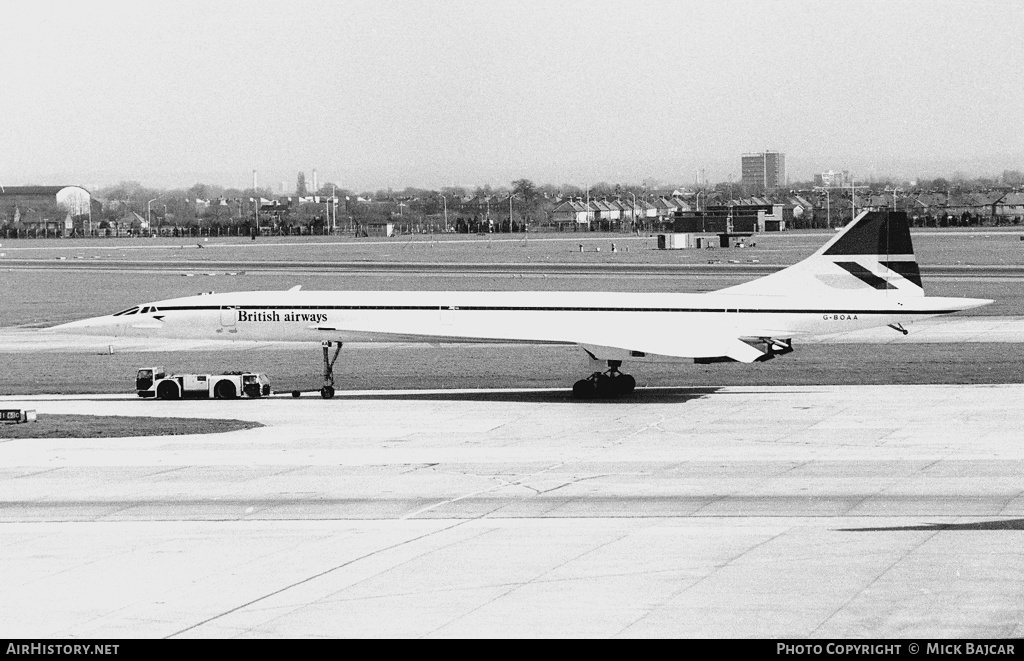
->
xmin=999 ymin=192 xmax=1024 ymax=222
xmin=973 ymin=191 xmax=1011 ymax=223
xmin=672 ymin=196 xmax=692 ymax=213
xmin=909 ymin=191 xmax=1011 ymax=225
xmin=914 ymin=192 xmax=948 ymax=220
xmin=863 ymin=194 xmax=893 ymax=209
xmin=20 ymin=212 xmax=70 ymax=234
xmin=944 ymin=193 xmax=989 ymax=221
xmin=456 ymin=195 xmax=497 ymax=217
xmin=652 ymin=196 xmax=682 ymax=221
xmin=597 ymin=199 xmax=617 ymax=221
xmin=786 ymin=195 xmax=815 ymax=226
xmin=588 ymin=199 xmax=612 ymax=228
xmin=551 ymin=199 xmax=590 ymax=227
xmin=638 ymin=199 xmax=658 ymax=221
xmin=108 ymin=212 xmax=149 ymax=236
xmin=608 ymin=199 xmax=628 ymax=222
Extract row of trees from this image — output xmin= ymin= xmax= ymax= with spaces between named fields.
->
xmin=85 ymin=178 xmax=554 ymax=233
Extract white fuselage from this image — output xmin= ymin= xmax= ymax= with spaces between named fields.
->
xmin=51 ymin=288 xmax=985 ymax=360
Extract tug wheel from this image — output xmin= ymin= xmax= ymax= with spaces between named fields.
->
xmin=157 ymin=382 xmax=180 ymax=400
xmin=214 ymin=380 xmax=237 ymax=399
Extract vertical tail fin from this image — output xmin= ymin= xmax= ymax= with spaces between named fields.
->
xmin=716 ymin=210 xmax=924 ymax=297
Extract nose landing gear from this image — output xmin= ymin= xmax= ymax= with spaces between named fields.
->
xmin=320 ymin=340 xmax=342 ymax=399
xmin=572 ymin=360 xmax=636 ymax=399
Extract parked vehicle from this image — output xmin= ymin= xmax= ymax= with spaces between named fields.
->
xmin=136 ymin=366 xmax=271 ymax=400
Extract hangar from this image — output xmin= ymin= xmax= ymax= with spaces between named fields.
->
xmin=0 ymin=185 xmax=99 ymax=236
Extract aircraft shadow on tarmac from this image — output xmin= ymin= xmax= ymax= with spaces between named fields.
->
xmin=841 ymin=519 xmax=1024 ymax=532
xmin=338 ymin=386 xmax=723 ymax=404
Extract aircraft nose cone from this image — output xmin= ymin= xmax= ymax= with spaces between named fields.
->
xmin=45 ymin=316 xmax=119 ymax=335
xmin=45 ymin=319 xmax=89 ymax=332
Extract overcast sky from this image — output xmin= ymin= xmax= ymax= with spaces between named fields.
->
xmin=2 ymin=0 xmax=1021 ymax=191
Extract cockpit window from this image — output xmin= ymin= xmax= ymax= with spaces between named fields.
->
xmin=141 ymin=306 xmax=151 ymax=314
xmin=112 ymin=307 xmax=139 ymax=317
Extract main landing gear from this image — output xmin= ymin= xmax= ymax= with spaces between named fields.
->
xmin=757 ymin=338 xmax=794 ymax=362
xmin=320 ymin=340 xmax=342 ymax=399
xmin=572 ymin=360 xmax=636 ymax=399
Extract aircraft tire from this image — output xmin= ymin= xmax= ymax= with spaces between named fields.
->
xmin=572 ymin=380 xmax=594 ymax=399
xmin=619 ymin=374 xmax=636 ymax=393
xmin=594 ymin=374 xmax=616 ymax=398
xmin=157 ymin=382 xmax=180 ymax=400
xmin=320 ymin=386 xmax=335 ymax=399
xmin=214 ymin=380 xmax=237 ymax=399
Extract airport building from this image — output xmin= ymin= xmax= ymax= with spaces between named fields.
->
xmin=741 ymin=151 xmax=786 ymax=190
xmin=813 ymin=169 xmax=850 ymax=188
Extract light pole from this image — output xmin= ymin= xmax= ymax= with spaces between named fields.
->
xmin=509 ymin=193 xmax=514 ymax=231
xmin=851 ymin=179 xmax=856 ymax=222
xmin=147 ymin=194 xmax=167 ymax=233
xmin=814 ymin=186 xmax=831 ymax=228
xmin=630 ymin=193 xmax=637 ymax=233
xmin=585 ymin=186 xmax=590 ymax=227
xmin=440 ymin=194 xmax=448 ymax=232
xmin=884 ymin=186 xmax=901 ymax=211
xmin=848 ymin=180 xmax=868 ymax=224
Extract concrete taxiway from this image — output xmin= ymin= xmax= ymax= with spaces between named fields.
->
xmin=2 ymin=384 xmax=1024 ymax=638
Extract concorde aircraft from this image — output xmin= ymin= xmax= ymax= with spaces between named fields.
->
xmin=51 ymin=210 xmax=991 ymax=398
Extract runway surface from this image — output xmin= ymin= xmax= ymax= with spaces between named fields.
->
xmin=3 ymin=384 xmax=1024 ymax=637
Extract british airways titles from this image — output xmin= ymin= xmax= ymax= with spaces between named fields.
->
xmin=238 ymin=310 xmax=328 ymax=324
